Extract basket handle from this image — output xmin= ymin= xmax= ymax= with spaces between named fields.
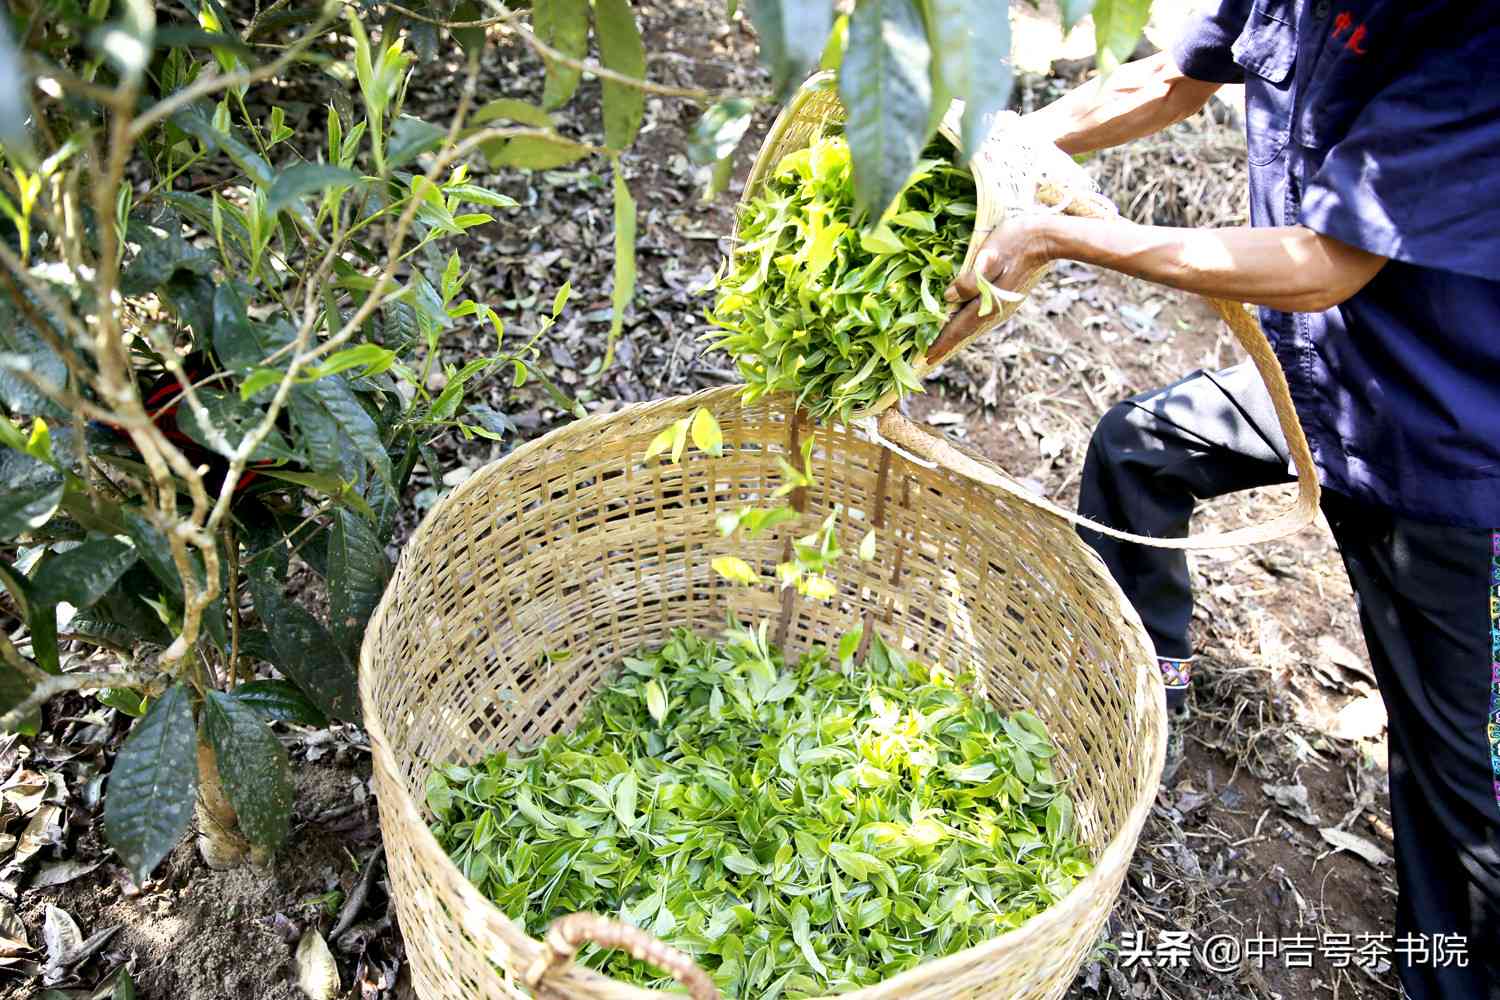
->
xmin=523 ymin=913 xmax=721 ymax=1000
xmin=895 ymin=182 xmax=1320 ymax=551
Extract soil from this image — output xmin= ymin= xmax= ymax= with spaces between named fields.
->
xmin=5 ymin=2 xmax=1404 ymax=998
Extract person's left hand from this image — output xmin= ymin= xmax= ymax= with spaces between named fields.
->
xmin=926 ymin=215 xmax=1055 ymax=366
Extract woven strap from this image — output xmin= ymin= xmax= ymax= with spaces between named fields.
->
xmin=881 ymin=181 xmax=1321 ymax=550
xmin=523 ymin=913 xmax=721 ymax=1000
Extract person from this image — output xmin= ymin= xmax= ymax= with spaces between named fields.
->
xmin=937 ymin=4 xmax=1499 ymax=998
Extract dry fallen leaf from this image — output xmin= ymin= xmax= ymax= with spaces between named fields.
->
xmin=296 ymin=928 xmax=341 ymax=1000
xmin=42 ymin=904 xmax=82 ymax=984
xmin=32 ymin=859 xmax=102 ymax=889
xmin=1320 ymin=826 xmax=1393 ymax=867
xmin=1327 ymin=692 xmax=1387 ymax=741
xmin=924 ymin=409 xmax=965 ymax=427
xmin=1 ymin=770 xmax=47 ymax=815
xmin=1261 ymin=782 xmax=1321 ymax=826
xmin=1317 ymin=634 xmax=1375 ymax=682
xmin=0 ymin=901 xmax=29 ymax=957
xmin=14 ymin=803 xmax=63 ymax=866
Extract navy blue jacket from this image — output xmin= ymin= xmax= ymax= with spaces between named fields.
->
xmin=1174 ymin=0 xmax=1500 ymax=527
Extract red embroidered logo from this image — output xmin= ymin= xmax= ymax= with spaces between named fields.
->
xmin=1330 ymin=11 xmax=1369 ymax=54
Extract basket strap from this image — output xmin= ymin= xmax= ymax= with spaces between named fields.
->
xmin=523 ymin=913 xmax=721 ymax=1000
xmin=886 ymin=181 xmax=1321 ymax=550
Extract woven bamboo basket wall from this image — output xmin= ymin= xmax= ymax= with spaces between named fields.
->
xmin=362 ymin=387 xmax=1165 ymax=1000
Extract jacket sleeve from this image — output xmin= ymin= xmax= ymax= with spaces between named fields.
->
xmin=1170 ymin=0 xmax=1254 ymax=83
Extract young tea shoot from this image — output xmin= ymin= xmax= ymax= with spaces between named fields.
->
xmin=708 ymin=134 xmax=978 ymax=421
xmin=427 ymin=627 xmax=1091 ymax=998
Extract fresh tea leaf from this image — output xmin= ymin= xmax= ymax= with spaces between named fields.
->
xmin=711 ymin=556 xmax=759 ymax=585
xmin=689 ymin=407 xmax=724 ymax=457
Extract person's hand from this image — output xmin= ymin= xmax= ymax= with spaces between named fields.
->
xmin=925 ymin=215 xmax=1056 ymax=366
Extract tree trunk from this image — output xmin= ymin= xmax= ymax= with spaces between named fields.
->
xmin=195 ymin=740 xmax=267 ymax=868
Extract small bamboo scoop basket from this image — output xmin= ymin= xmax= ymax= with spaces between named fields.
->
xmin=744 ymin=73 xmax=1320 ymax=550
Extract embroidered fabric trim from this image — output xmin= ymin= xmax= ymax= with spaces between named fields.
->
xmin=1159 ymin=657 xmax=1193 ymax=689
xmin=1489 ymin=531 xmax=1499 ymax=809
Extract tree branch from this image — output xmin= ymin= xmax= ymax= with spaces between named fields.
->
xmin=1 ymin=667 xmax=164 ymax=732
xmin=127 ymin=18 xmax=333 ymax=140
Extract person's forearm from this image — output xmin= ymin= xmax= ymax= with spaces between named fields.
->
xmin=1024 ymin=52 xmax=1222 ymax=155
xmin=1037 ymin=215 xmax=1386 ymax=313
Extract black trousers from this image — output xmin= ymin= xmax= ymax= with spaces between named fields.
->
xmin=1077 ymin=364 xmax=1500 ymax=999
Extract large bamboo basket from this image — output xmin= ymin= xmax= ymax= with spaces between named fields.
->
xmin=362 ymin=387 xmax=1164 ymax=1000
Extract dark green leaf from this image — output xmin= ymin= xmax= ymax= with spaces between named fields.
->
xmin=930 ymin=0 xmax=1012 ymax=159
xmin=68 ymin=566 xmax=172 ymax=648
xmin=482 ymin=134 xmax=592 ymax=170
xmin=594 ymin=0 xmax=647 ymax=149
xmin=0 ymin=19 xmax=30 ymax=157
xmin=30 ymin=538 xmax=139 ymax=609
xmin=231 ymin=679 xmax=328 ymax=727
xmin=121 ymin=509 xmax=183 ymax=603
xmin=161 ymin=191 xmax=252 ymax=255
xmin=112 ymin=967 xmax=136 ymax=1000
xmin=269 ymin=602 xmax=360 ymax=723
xmin=0 ymin=302 xmax=69 ymax=419
xmin=249 ymin=566 xmax=361 ymax=724
xmin=120 ymin=209 xmax=215 ymax=296
xmin=152 ymin=25 xmax=255 ymax=57
xmin=470 ymin=98 xmax=554 ymax=129
xmin=746 ymin=0 xmax=833 ymax=100
xmin=235 ymin=628 xmax=277 ymax=665
xmin=0 ymin=480 xmax=63 ymax=539
xmin=103 ymin=684 xmax=198 ymax=883
xmin=162 ymin=270 xmax=218 ymax=342
xmin=387 ymin=116 xmax=446 ymax=168
xmin=203 ymin=690 xmax=294 ymax=849
xmin=327 ymin=508 xmax=388 ymax=657
xmin=290 ymin=377 xmax=392 ymax=486
xmin=450 ymin=0 xmax=486 ymax=54
xmin=533 ymin=0 xmax=590 ymax=109
xmin=1092 ymin=0 xmax=1151 ymax=72
xmin=0 ymin=562 xmax=49 ymax=687
xmin=213 ymin=283 xmax=294 ymax=370
xmin=0 ymin=659 xmax=34 ymax=726
xmin=687 ymin=99 xmax=755 ymax=166
xmin=177 ymin=388 xmax=300 ymax=463
xmin=267 ymin=163 xmax=360 ymax=217
xmin=1060 ymin=0 xmax=1095 ymax=31
xmin=171 ymin=107 xmax=273 ymax=188
xmin=838 ymin=0 xmax=932 ymax=217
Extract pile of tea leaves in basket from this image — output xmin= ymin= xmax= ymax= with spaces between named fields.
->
xmin=427 ymin=624 xmax=1091 ymax=998
xmin=708 ymin=133 xmax=980 ymax=421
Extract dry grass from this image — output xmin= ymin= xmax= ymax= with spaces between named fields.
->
xmin=1088 ymin=104 xmax=1250 ymax=230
